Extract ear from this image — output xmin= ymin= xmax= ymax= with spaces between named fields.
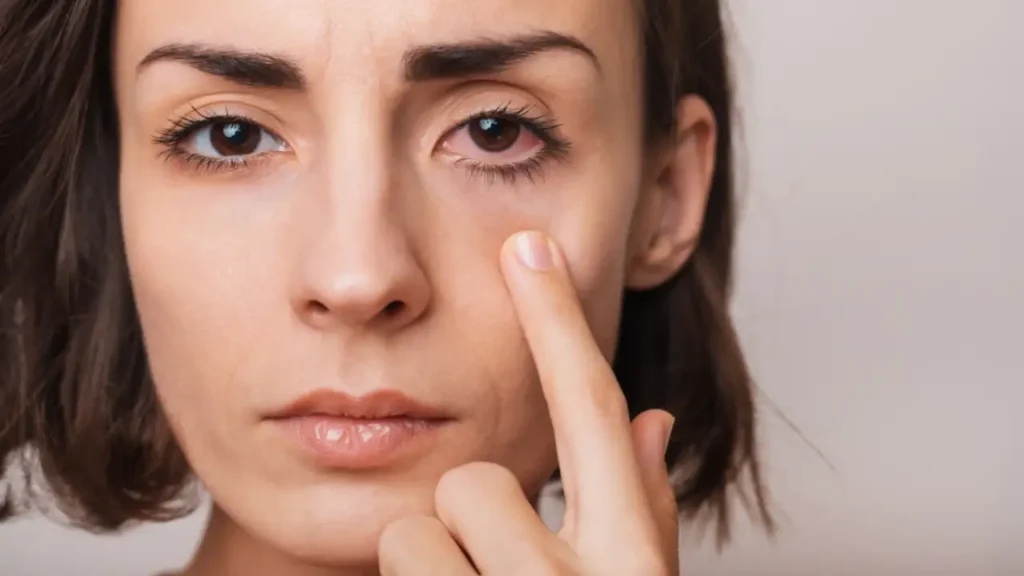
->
xmin=626 ymin=95 xmax=718 ymax=290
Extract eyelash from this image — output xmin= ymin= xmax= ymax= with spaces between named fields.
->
xmin=153 ymin=106 xmax=271 ymax=174
xmin=152 ymin=103 xmax=571 ymax=183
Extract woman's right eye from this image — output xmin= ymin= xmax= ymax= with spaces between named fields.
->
xmin=186 ymin=120 xmax=288 ymax=159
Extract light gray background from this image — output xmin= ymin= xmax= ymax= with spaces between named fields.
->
xmin=2 ymin=0 xmax=1022 ymax=574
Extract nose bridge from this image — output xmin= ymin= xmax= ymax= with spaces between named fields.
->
xmin=305 ymin=15 xmax=407 ymax=236
xmin=324 ymin=84 xmax=392 ymax=204
xmin=290 ymin=86 xmax=428 ymax=331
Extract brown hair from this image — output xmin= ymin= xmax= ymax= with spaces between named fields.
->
xmin=0 ymin=0 xmax=772 ymax=543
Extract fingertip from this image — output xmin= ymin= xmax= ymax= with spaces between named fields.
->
xmin=661 ymin=412 xmax=676 ymax=456
xmin=632 ymin=409 xmax=676 ymax=460
xmin=502 ymin=231 xmax=563 ymax=274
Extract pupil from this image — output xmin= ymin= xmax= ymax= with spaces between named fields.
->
xmin=469 ymin=117 xmax=519 ymax=152
xmin=211 ymin=122 xmax=260 ymax=156
xmin=479 ymin=118 xmax=501 ymax=135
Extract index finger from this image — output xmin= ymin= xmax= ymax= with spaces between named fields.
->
xmin=499 ymin=231 xmax=660 ymax=547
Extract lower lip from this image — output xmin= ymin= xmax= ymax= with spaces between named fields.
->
xmin=273 ymin=416 xmax=445 ymax=469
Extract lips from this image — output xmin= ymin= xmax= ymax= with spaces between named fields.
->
xmin=265 ymin=389 xmax=452 ymax=469
xmin=267 ymin=388 xmax=451 ymax=421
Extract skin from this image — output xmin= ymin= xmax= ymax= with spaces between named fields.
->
xmin=112 ymin=0 xmax=717 ymax=574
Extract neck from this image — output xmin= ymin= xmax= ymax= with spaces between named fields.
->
xmin=182 ymin=506 xmax=380 ymax=576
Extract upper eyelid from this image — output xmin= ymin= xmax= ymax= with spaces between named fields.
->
xmin=433 ymin=105 xmax=565 ymax=152
xmin=154 ymin=100 xmax=293 ymax=137
xmin=153 ymin=111 xmax=289 ymax=150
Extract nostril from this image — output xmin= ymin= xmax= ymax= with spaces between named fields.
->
xmin=382 ymin=301 xmax=405 ymax=317
xmin=307 ymin=300 xmax=330 ymax=315
xmin=301 ymin=299 xmax=407 ymax=323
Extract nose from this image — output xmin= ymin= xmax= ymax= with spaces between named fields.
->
xmin=290 ymin=174 xmax=431 ymax=334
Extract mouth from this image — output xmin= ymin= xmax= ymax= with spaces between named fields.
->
xmin=265 ymin=389 xmax=454 ymax=470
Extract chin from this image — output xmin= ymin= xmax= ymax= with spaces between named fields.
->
xmin=218 ymin=477 xmax=440 ymax=568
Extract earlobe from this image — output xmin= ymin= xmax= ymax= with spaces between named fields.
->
xmin=626 ymin=96 xmax=717 ymax=290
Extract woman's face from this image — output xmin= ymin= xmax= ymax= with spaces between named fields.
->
xmin=114 ymin=0 xmax=657 ymax=566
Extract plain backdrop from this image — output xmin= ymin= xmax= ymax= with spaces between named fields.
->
xmin=2 ymin=0 xmax=1022 ymax=574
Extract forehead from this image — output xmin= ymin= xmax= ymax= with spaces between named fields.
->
xmin=115 ymin=0 xmax=640 ymax=83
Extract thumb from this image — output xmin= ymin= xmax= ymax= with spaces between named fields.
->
xmin=631 ymin=409 xmax=680 ymax=562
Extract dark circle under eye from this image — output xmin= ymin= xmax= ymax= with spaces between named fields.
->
xmin=209 ymin=121 xmax=261 ymax=156
xmin=468 ymin=117 xmax=521 ymax=153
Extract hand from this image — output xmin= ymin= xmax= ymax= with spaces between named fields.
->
xmin=377 ymin=231 xmax=679 ymax=576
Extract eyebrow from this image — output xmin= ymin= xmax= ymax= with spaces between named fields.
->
xmin=137 ymin=44 xmax=307 ymax=89
xmin=137 ymin=32 xmax=597 ymax=90
xmin=402 ymin=31 xmax=599 ymax=81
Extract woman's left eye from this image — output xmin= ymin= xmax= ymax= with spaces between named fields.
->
xmin=188 ymin=120 xmax=287 ymax=158
xmin=441 ymin=116 xmax=546 ymax=165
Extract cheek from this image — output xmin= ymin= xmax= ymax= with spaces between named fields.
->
xmin=559 ymin=232 xmax=630 ymax=360
xmin=549 ymin=165 xmax=639 ymax=360
xmin=418 ymin=191 xmax=559 ymax=477
xmin=117 ymin=165 xmax=286 ymax=460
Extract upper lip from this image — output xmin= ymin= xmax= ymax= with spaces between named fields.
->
xmin=266 ymin=389 xmax=451 ymax=421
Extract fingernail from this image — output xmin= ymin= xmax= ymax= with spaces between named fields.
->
xmin=515 ymin=231 xmax=555 ymax=271
xmin=662 ymin=415 xmax=676 ymax=456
